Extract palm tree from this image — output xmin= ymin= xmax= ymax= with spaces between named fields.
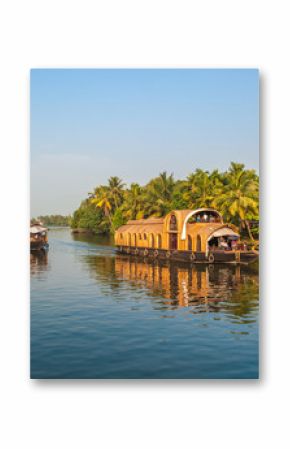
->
xmin=90 ymin=186 xmax=115 ymax=230
xmin=144 ymin=171 xmax=175 ymax=216
xmin=182 ymin=169 xmax=223 ymax=209
xmin=108 ymin=176 xmax=125 ymax=210
xmin=121 ymin=183 xmax=146 ymax=220
xmin=156 ymin=171 xmax=175 ymax=201
xmin=213 ymin=162 xmax=259 ymax=240
xmin=183 ymin=169 xmax=211 ymax=208
xmin=209 ymin=169 xmax=224 ymax=202
xmin=73 ymin=163 xmax=259 ymax=237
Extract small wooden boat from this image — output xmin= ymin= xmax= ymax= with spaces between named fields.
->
xmin=30 ymin=223 xmax=49 ymax=251
xmin=115 ymin=208 xmax=258 ymax=264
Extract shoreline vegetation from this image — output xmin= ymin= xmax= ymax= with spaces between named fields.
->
xmin=31 ymin=215 xmax=71 ymax=227
xmin=70 ymin=162 xmax=259 ymax=241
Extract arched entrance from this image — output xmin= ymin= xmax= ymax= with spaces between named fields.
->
xmin=181 ymin=209 xmax=223 ymax=240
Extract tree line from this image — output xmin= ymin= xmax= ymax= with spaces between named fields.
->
xmin=71 ymin=162 xmax=259 ymax=240
xmin=31 ymin=215 xmax=71 ymax=226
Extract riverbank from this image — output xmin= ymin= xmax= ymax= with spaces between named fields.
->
xmin=70 ymin=227 xmax=111 ymax=236
xmin=70 ymin=164 xmax=259 ymax=240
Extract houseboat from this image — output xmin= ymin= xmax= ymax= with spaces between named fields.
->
xmin=30 ymin=223 xmax=49 ymax=251
xmin=115 ymin=208 xmax=258 ymax=264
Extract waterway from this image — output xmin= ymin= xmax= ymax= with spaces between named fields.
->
xmin=31 ymin=228 xmax=259 ymax=379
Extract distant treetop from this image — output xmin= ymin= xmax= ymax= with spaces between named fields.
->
xmin=31 ymin=215 xmax=71 ymax=226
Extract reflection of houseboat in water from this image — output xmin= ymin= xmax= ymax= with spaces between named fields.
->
xmin=30 ymin=223 xmax=49 ymax=251
xmin=30 ymin=250 xmax=49 ymax=276
xmin=115 ymin=208 xmax=258 ymax=264
xmin=114 ymin=256 xmax=258 ymax=311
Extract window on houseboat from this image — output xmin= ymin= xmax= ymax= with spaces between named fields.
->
xmin=169 ymin=215 xmax=177 ymax=230
xmin=188 ymin=235 xmax=192 ymax=251
xmin=120 ymin=233 xmax=123 ymax=240
xmin=196 ymin=235 xmax=201 ymax=252
xmin=189 ymin=212 xmax=221 ymax=224
xmin=143 ymin=233 xmax=147 ymax=240
xmin=157 ymin=234 xmax=162 ymax=249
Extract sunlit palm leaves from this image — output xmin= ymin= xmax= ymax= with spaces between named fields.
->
xmin=73 ymin=162 xmax=259 ymax=239
xmin=121 ymin=183 xmax=146 ymax=220
xmin=144 ymin=171 xmax=175 ymax=217
xmin=213 ymin=163 xmax=259 ymax=239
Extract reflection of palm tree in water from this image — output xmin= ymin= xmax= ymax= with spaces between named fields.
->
xmin=82 ymin=253 xmax=258 ymax=321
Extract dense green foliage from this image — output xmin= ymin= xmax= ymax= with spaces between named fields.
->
xmin=71 ymin=163 xmax=259 ymax=239
xmin=31 ymin=215 xmax=71 ymax=226
xmin=70 ymin=201 xmax=110 ymax=233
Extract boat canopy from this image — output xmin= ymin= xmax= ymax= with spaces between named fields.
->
xmin=209 ymin=227 xmax=239 ymax=239
xmin=30 ymin=225 xmax=47 ymax=234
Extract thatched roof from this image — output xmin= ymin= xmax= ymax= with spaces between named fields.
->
xmin=116 ymin=209 xmax=230 ymax=238
xmin=187 ymin=223 xmax=239 ymax=239
xmin=117 ymin=221 xmax=163 ymax=235
xmin=126 ymin=217 xmax=164 ymax=225
xmin=30 ymin=224 xmax=47 ymax=234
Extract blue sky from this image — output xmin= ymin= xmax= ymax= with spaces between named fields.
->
xmin=30 ymin=69 xmax=259 ymax=216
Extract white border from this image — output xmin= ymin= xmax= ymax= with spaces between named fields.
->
xmin=1 ymin=1 xmax=289 ymax=448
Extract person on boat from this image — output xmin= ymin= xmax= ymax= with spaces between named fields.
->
xmin=241 ymin=242 xmax=248 ymax=251
xmin=231 ymin=239 xmax=237 ymax=251
xmin=219 ymin=238 xmax=228 ymax=250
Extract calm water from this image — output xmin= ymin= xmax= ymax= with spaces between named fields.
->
xmin=31 ymin=228 xmax=259 ymax=379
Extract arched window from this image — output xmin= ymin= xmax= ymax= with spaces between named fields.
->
xmin=157 ymin=234 xmax=162 ymax=249
xmin=196 ymin=235 xmax=201 ymax=252
xmin=120 ymin=233 xmax=123 ymax=240
xmin=143 ymin=233 xmax=147 ymax=240
xmin=128 ymin=233 xmax=131 ymax=246
xmin=188 ymin=235 xmax=192 ymax=251
xmin=132 ymin=234 xmax=136 ymax=246
xmin=149 ymin=234 xmax=155 ymax=247
xmin=138 ymin=233 xmax=142 ymax=240
xmin=169 ymin=214 xmax=177 ymax=231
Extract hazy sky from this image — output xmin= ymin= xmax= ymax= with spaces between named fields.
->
xmin=30 ymin=69 xmax=259 ymax=216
